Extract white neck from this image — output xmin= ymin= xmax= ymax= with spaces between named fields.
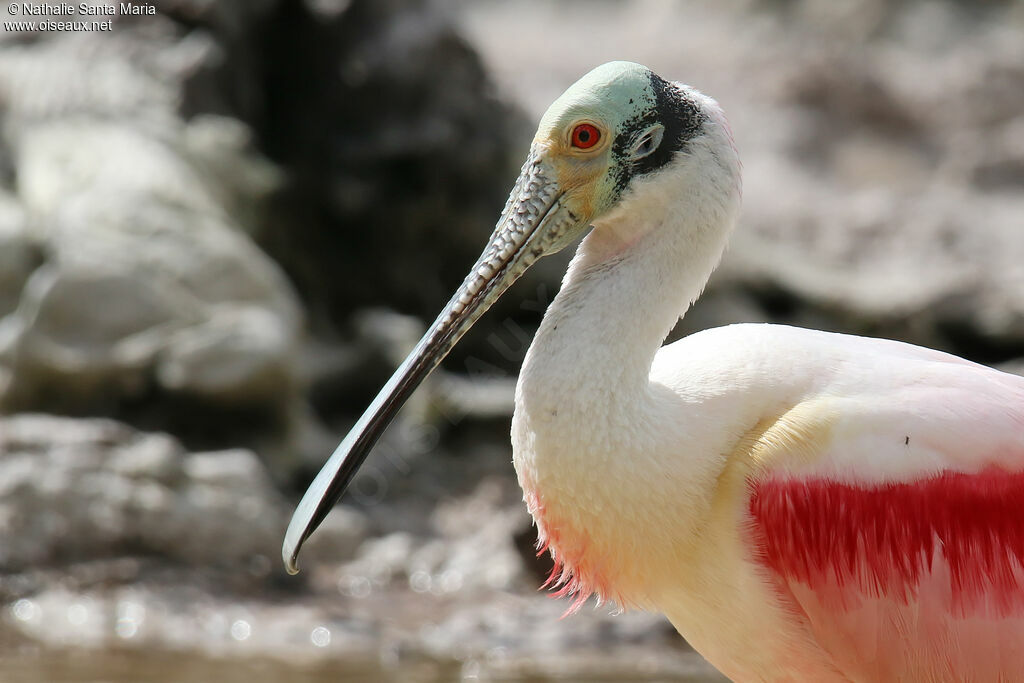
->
xmin=511 ymin=110 xmax=741 ymax=609
xmin=511 ymin=106 xmax=741 ymax=609
xmin=518 ymin=112 xmax=741 ymax=416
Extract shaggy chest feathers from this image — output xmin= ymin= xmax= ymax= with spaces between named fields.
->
xmin=518 ymin=470 xmax=620 ymax=613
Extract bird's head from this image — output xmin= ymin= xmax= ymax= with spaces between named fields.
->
xmin=513 ymin=60 xmax=738 ymax=267
xmin=531 ymin=61 xmax=711 ymax=229
xmin=283 ymin=62 xmax=739 ymax=573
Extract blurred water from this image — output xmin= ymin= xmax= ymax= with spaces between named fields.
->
xmin=0 ymin=648 xmax=726 ymax=682
xmin=1 ymin=649 xmax=450 ymax=683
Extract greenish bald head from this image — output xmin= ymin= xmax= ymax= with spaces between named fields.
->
xmin=538 ymin=61 xmax=659 ymax=138
xmin=532 ymin=61 xmax=707 ymax=221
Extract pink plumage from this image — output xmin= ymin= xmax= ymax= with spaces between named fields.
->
xmin=522 ymin=484 xmax=621 ymax=616
xmin=749 ymin=468 xmax=1024 ymax=680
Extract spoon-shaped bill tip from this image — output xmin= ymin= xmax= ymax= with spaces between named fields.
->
xmin=281 ymin=149 xmax=584 ymax=572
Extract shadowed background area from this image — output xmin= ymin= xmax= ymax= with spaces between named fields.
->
xmin=0 ymin=0 xmax=1021 ymax=680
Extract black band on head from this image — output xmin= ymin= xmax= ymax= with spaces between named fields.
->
xmin=610 ymin=71 xmax=706 ymax=196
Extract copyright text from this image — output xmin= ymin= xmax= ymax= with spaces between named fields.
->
xmin=5 ymin=2 xmax=155 ymax=31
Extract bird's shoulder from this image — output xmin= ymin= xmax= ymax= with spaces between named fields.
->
xmin=655 ymin=322 xmax=1024 ymax=480
xmin=653 ymin=322 xmax=1014 ymax=401
xmin=657 ymin=322 xmax=979 ymax=375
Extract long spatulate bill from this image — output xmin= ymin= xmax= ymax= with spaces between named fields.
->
xmin=283 ymin=148 xmax=585 ymax=573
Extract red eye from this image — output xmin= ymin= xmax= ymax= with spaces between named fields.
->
xmin=571 ymin=123 xmax=601 ymax=149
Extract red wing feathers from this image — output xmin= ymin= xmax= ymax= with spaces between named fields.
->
xmin=750 ymin=469 xmax=1024 ymax=617
xmin=748 ymin=469 xmax=1024 ymax=682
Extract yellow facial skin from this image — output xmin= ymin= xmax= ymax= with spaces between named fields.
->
xmin=531 ymin=61 xmax=662 ymax=227
xmin=534 ymin=119 xmax=611 ymax=220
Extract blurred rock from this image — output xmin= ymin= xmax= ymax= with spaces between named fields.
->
xmin=428 ymin=372 xmax=516 ymax=422
xmin=156 ymin=308 xmax=295 ymax=405
xmin=251 ymin=0 xmax=531 ymax=330
xmin=335 ymin=477 xmax=529 ymax=596
xmin=299 ymin=505 xmax=371 ymax=567
xmin=424 ymin=477 xmax=530 ymax=592
xmin=1 ymin=116 xmax=303 ymax=411
xmin=0 ymin=414 xmax=291 ymax=570
xmin=0 ymin=19 xmax=317 ymax=470
xmin=727 ymin=33 xmax=1024 ymax=361
xmin=966 ymin=117 xmax=1024 ymax=192
xmin=0 ymin=194 xmax=40 ymax=320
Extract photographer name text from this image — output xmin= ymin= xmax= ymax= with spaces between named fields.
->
xmin=12 ymin=3 xmax=155 ymax=16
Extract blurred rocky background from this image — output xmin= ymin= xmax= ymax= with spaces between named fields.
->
xmin=0 ymin=0 xmax=1021 ymax=680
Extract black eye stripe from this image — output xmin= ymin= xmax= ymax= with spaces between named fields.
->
xmin=609 ymin=72 xmax=707 ymax=196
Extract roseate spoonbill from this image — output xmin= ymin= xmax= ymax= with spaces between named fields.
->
xmin=283 ymin=61 xmax=1024 ymax=681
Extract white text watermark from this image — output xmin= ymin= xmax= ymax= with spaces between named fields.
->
xmin=4 ymin=2 xmax=154 ymax=32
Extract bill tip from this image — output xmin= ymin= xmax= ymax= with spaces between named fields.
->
xmin=283 ymin=546 xmax=301 ymax=575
